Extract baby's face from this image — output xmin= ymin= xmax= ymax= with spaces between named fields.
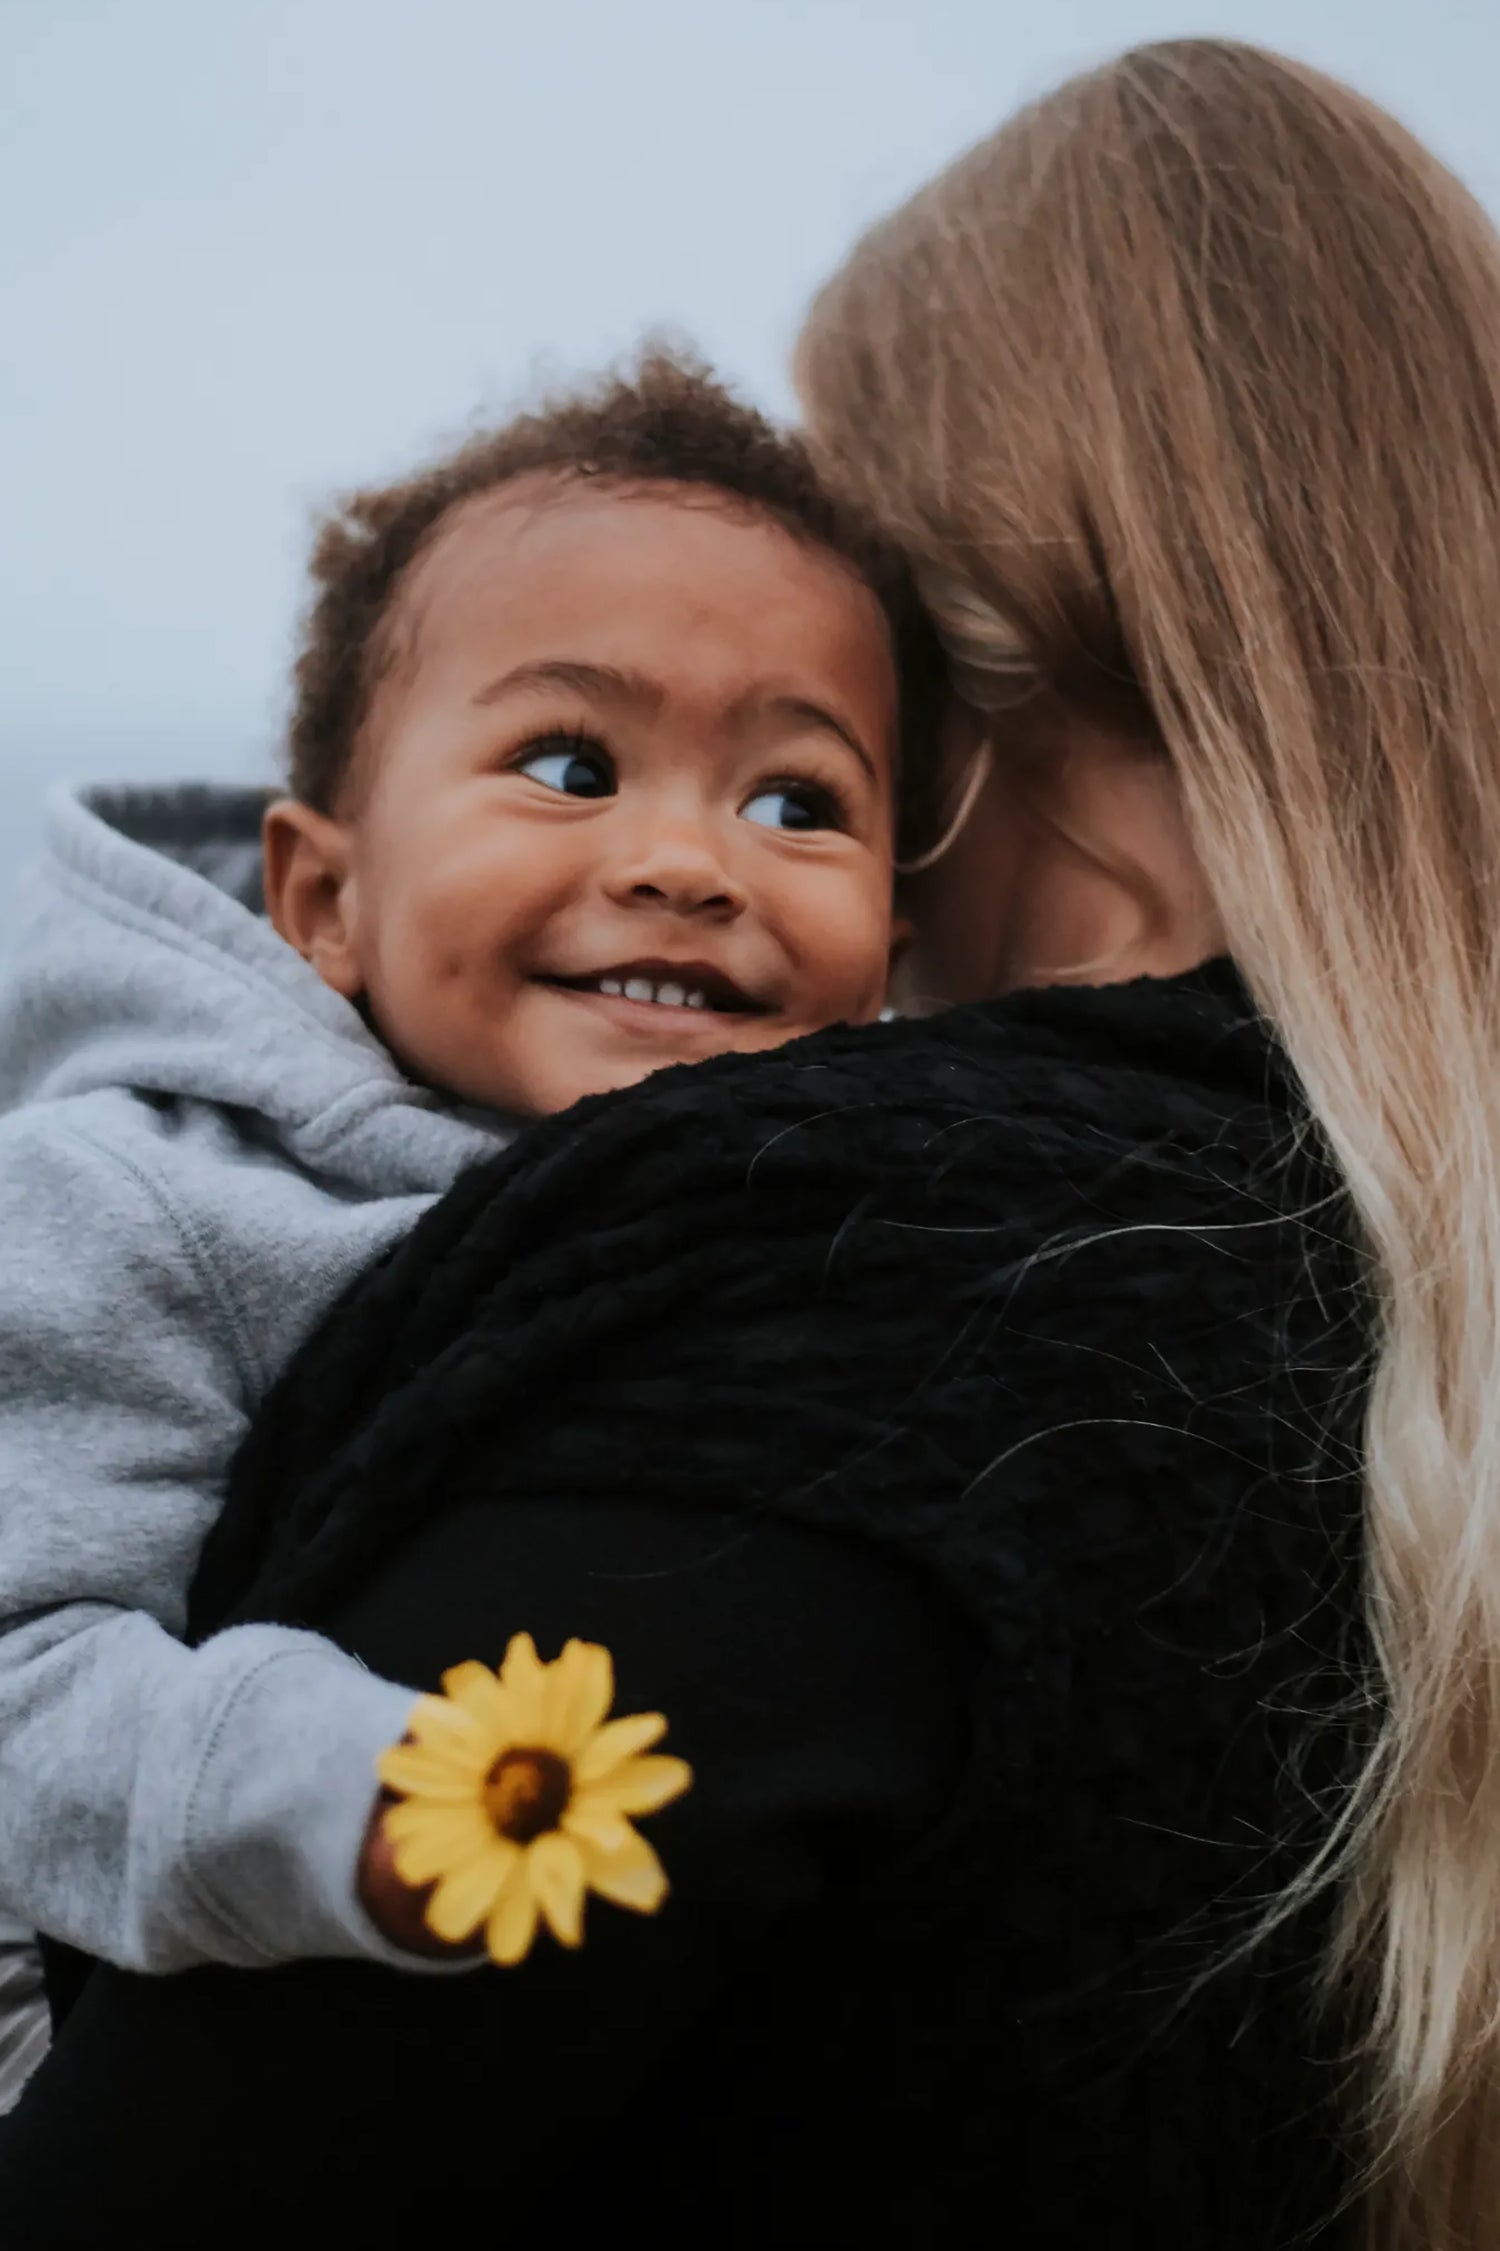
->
xmin=276 ymin=477 xmax=902 ymax=1116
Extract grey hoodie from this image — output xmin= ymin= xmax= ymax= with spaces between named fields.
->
xmin=0 ymin=783 xmax=510 ymax=1997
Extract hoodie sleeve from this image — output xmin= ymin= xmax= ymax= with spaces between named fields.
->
xmin=0 ymin=1104 xmax=451 ymax=1976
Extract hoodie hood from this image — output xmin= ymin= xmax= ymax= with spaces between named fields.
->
xmin=0 ymin=782 xmax=505 ymax=1196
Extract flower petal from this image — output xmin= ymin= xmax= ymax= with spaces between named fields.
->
xmin=440 ymin=1660 xmax=514 ymax=1736
xmin=377 ymin=1744 xmax=485 ymax=1802
xmin=486 ymin=1865 xmax=541 ymax=1966
xmin=563 ymin=1799 xmax=634 ymax=1854
xmin=579 ymin=1827 xmax=669 ymax=1915
xmin=385 ymin=1803 xmax=494 ymax=1884
xmin=583 ymin=1755 xmax=693 ymax=1820
xmin=425 ymin=1841 xmax=517 ymax=1943
xmin=528 ymin=1832 xmax=586 ymax=1948
xmin=403 ymin=1694 xmax=489 ymax=1762
xmin=384 ymin=1798 xmax=491 ymax=1851
xmin=572 ymin=1711 xmax=667 ymax=1786
xmin=545 ymin=1640 xmax=614 ymax=1755
xmin=498 ymin=1633 xmax=548 ymax=1738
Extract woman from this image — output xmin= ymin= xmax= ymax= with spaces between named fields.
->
xmin=797 ymin=40 xmax=1500 ymax=2246
xmin=0 ymin=37 xmax=1489 ymax=2250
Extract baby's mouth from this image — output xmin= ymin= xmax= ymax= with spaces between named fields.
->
xmin=538 ymin=960 xmax=771 ymax=1018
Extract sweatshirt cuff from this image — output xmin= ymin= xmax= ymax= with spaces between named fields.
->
xmin=179 ymin=1629 xmax=484 ymax=1976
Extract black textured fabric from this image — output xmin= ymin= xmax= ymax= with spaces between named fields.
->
xmin=8 ymin=963 xmax=1372 ymax=2246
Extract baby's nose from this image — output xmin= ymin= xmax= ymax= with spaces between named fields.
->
xmin=608 ymin=828 xmax=746 ymax=917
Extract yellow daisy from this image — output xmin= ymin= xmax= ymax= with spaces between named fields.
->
xmin=375 ymin=1632 xmax=692 ymax=1966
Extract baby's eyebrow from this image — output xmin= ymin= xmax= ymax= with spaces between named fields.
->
xmin=745 ymin=692 xmax=878 ymax=784
xmin=473 ymin=659 xmax=879 ymax=785
xmin=472 ymin=659 xmax=664 ymax=712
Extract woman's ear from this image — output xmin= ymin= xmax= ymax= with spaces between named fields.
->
xmin=998 ymin=725 xmax=1223 ymax=988
xmin=884 ymin=895 xmax=944 ymax=1015
xmin=262 ymin=798 xmax=363 ymax=999
xmin=886 ymin=911 xmax=915 ymax=989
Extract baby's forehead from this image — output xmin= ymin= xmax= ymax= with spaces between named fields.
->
xmin=358 ymin=470 xmax=902 ymax=801
xmin=396 ymin=471 xmax=896 ymax=667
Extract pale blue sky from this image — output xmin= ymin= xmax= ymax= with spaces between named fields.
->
xmin=5 ymin=0 xmax=1500 ymax=913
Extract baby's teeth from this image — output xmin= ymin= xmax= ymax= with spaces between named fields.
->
xmin=595 ymin=975 xmax=713 ymax=1008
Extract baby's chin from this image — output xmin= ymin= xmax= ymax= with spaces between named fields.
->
xmin=508 ymin=1010 xmax=876 ymax=1118
xmin=520 ymin=1037 xmax=775 ymax=1115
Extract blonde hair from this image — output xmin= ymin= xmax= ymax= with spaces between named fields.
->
xmin=798 ymin=39 xmax=1500 ymax=2250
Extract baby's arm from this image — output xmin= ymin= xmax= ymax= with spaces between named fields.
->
xmin=0 ymin=1111 xmax=432 ymax=1974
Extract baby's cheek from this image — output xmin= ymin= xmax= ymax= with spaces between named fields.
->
xmin=804 ymin=895 xmax=895 ymax=1022
xmin=366 ymin=908 xmax=476 ymax=1075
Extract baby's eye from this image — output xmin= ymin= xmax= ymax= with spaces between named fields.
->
xmin=741 ymin=782 xmax=843 ymax=833
xmin=515 ymin=736 xmax=616 ymax=798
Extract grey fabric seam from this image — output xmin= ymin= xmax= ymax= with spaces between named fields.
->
xmin=42 ymin=858 xmax=459 ymax=1164
xmin=56 ymin=1118 xmax=260 ymax=1400
xmin=44 ymin=857 xmax=389 ymax=1108
xmin=175 ymin=1646 xmax=327 ymax=1964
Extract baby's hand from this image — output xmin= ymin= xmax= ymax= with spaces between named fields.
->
xmin=356 ymin=1768 xmax=484 ymax=1961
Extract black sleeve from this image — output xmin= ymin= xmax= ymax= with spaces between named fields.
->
xmin=0 ymin=1490 xmax=973 ymax=2248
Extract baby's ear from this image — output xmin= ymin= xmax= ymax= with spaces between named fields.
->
xmin=262 ymin=798 xmax=364 ymax=1000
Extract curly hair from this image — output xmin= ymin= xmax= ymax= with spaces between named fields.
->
xmin=285 ymin=349 xmax=944 ymax=849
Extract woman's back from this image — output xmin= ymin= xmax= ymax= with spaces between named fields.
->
xmin=3 ymin=966 xmax=1369 ymax=2246
xmin=796 ymin=39 xmax=1500 ymax=2236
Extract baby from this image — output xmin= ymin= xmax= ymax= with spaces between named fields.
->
xmin=0 ymin=352 xmax=934 ymax=2044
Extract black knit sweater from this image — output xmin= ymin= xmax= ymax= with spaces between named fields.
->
xmin=2 ymin=964 xmax=1371 ymax=2248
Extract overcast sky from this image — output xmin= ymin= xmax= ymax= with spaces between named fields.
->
xmin=5 ymin=0 xmax=1500 ymax=918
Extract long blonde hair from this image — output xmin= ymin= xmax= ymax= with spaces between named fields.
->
xmin=798 ymin=40 xmax=1500 ymax=2249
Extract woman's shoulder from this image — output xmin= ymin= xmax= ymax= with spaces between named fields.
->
xmin=769 ymin=956 xmax=1274 ymax=1127
xmin=494 ymin=956 xmax=1297 ymax=1214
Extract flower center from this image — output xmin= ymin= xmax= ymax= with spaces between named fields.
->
xmin=482 ymin=1748 xmax=571 ymax=1843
